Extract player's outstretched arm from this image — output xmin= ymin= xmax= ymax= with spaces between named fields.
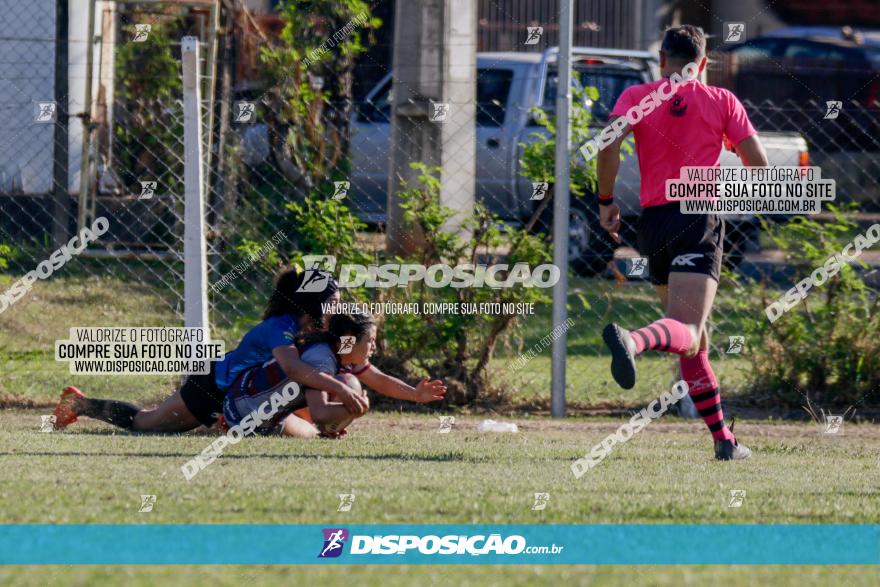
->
xmin=356 ymin=365 xmax=447 ymax=403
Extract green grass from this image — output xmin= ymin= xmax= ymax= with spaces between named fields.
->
xmin=0 ymin=411 xmax=878 ymax=583
xmin=0 ymin=565 xmax=877 ymax=587
xmin=2 ymin=411 xmax=877 ymax=525
xmin=0 ymin=272 xmax=181 ymax=405
xmin=2 ymin=273 xmax=877 ymax=584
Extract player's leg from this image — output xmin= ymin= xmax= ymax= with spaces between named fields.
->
xmin=137 ymin=370 xmax=224 ymax=432
xmin=652 ymin=284 xmax=700 ymax=419
xmin=602 ymin=209 xmax=704 ymax=389
xmin=667 ymin=273 xmax=748 ymax=460
xmin=53 ymin=385 xmax=143 ymax=430
xmin=604 ymin=208 xmax=728 ymax=389
xmin=55 ymin=370 xmax=220 ymax=432
xmin=665 ymin=271 xmax=717 ymax=341
xmin=58 ymin=388 xmax=202 ymax=432
xmin=655 ymin=284 xmax=668 ymax=308
xmin=305 ymin=389 xmax=356 ymax=435
xmin=130 ymin=391 xmax=204 ymax=432
xmin=279 ymin=412 xmax=320 ymax=438
xmin=603 ymin=280 xmax=700 ymax=388
xmin=667 ymin=270 xmax=749 ymax=460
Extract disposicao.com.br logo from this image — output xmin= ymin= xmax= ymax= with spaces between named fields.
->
xmin=317 ymin=528 xmax=564 ymax=558
xmin=300 ymin=255 xmax=560 ymax=289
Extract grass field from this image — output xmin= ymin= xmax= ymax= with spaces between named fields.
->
xmin=1 ymin=411 xmax=878 ymax=584
xmin=0 ymin=564 xmax=876 ymax=587
xmin=2 ymin=269 xmax=876 ymax=584
xmin=3 ymin=412 xmax=877 ymax=525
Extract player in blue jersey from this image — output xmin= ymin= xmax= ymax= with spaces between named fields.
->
xmin=52 ymin=268 xmax=368 ymax=432
xmin=223 ymin=311 xmax=448 ymax=438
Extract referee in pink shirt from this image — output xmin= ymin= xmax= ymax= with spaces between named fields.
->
xmin=596 ymin=25 xmax=768 ymax=460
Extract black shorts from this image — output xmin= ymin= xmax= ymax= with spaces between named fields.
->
xmin=178 ymin=362 xmax=226 ymax=427
xmin=636 ymin=204 xmax=725 ymax=285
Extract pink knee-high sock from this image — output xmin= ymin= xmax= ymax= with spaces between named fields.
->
xmin=680 ymin=351 xmax=734 ymax=441
xmin=630 ymin=318 xmax=693 ymax=355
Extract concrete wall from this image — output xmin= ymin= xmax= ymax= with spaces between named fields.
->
xmin=0 ymin=0 xmax=110 ymax=195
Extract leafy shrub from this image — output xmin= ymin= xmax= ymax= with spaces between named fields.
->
xmin=728 ymin=207 xmax=880 ymax=406
xmin=114 ymin=15 xmax=185 ymax=197
xmin=259 ymin=0 xmax=380 ymax=199
xmin=518 ymin=86 xmax=602 ymax=195
xmin=218 ymin=1 xmax=380 ymax=279
xmin=0 ymin=243 xmax=14 ymax=270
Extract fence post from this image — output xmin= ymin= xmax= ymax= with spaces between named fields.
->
xmin=551 ymin=0 xmax=574 ymax=418
xmin=75 ymin=0 xmax=95 ymax=232
xmin=181 ymin=36 xmax=209 ymax=331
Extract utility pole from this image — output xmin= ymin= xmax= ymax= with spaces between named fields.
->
xmin=213 ymin=2 xmax=234 ymax=227
xmin=386 ymin=0 xmax=477 ymax=255
xmin=551 ymin=0 xmax=573 ymax=418
xmin=52 ymin=0 xmax=69 ymax=249
xmin=76 ymin=0 xmax=96 ymax=231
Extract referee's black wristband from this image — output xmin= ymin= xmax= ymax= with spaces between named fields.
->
xmin=598 ymin=195 xmax=614 ymax=205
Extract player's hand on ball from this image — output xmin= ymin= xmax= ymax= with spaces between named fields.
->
xmin=414 ymin=378 xmax=447 ymax=403
xmin=337 ymin=385 xmax=368 ymax=415
xmin=599 ymin=203 xmax=622 ymax=243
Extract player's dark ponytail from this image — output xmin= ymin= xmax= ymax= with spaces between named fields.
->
xmin=263 ymin=267 xmax=339 ymax=324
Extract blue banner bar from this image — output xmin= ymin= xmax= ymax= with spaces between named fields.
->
xmin=1 ymin=525 xmax=877 ymax=565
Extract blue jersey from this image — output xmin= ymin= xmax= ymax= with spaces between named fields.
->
xmin=221 ymin=342 xmax=336 ymax=430
xmin=214 ymin=314 xmax=300 ymax=391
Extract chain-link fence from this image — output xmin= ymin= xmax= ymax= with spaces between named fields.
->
xmin=2 ymin=1 xmax=879 ymax=407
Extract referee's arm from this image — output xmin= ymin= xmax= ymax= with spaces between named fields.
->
xmin=731 ymin=135 xmax=769 ymax=167
xmin=596 ymin=115 xmax=631 ymax=242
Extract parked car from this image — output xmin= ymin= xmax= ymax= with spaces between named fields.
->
xmin=347 ymin=47 xmax=809 ymax=275
xmin=714 ymin=27 xmax=880 ymax=151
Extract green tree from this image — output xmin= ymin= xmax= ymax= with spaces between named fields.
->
xmin=259 ymin=0 xmax=380 ymax=200
xmin=114 ymin=15 xmax=184 ymax=196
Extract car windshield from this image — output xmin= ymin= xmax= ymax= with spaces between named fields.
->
xmin=476 ymin=68 xmax=514 ymax=126
xmin=541 ymin=68 xmax=580 ymax=109
xmin=576 ymin=69 xmax=644 ymax=121
xmin=540 ymin=66 xmax=644 ymax=123
xmin=361 ymin=70 xmax=515 ymax=126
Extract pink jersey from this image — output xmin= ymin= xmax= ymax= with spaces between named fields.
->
xmin=610 ymin=78 xmax=757 ymax=209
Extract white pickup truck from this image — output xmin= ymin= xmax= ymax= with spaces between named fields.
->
xmin=243 ymin=47 xmax=809 ymax=275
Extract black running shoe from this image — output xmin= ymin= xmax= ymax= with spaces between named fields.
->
xmin=714 ymin=438 xmax=752 ymax=460
xmin=714 ymin=419 xmax=752 ymax=460
xmin=602 ymin=323 xmax=637 ymax=389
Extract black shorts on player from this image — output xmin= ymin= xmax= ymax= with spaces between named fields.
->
xmin=636 ymin=203 xmax=724 ymax=285
xmin=179 ymin=362 xmax=226 ymax=427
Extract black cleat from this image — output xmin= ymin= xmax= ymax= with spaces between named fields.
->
xmin=714 ymin=419 xmax=752 ymax=460
xmin=602 ymin=323 xmax=637 ymax=389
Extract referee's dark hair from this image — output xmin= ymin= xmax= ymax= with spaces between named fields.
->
xmin=661 ymin=25 xmax=706 ymax=64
